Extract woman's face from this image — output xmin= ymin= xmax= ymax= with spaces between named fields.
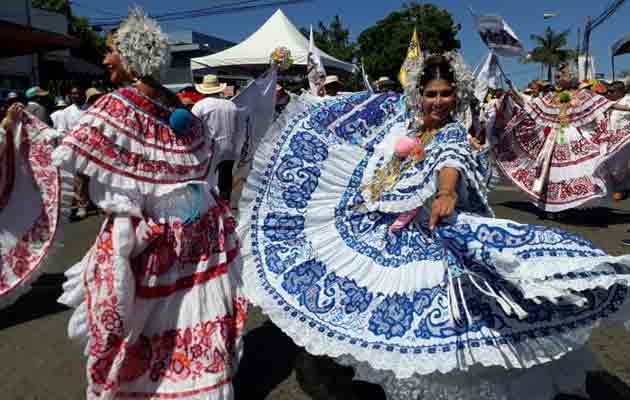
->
xmin=103 ymin=34 xmax=131 ymax=84
xmin=422 ymin=79 xmax=456 ymax=126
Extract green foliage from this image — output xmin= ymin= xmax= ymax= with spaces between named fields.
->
xmin=526 ymin=27 xmax=576 ymax=82
xmin=300 ymin=15 xmax=356 ymax=63
xmin=357 ymin=2 xmax=461 ymax=82
xmin=32 ymin=0 xmax=105 ymax=67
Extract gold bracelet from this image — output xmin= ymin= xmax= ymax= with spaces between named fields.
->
xmin=436 ymin=190 xmax=457 ymax=199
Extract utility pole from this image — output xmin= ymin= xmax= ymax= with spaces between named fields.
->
xmin=582 ymin=0 xmax=627 ymax=79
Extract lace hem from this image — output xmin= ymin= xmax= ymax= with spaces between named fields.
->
xmin=347 ymin=345 xmax=598 ymax=400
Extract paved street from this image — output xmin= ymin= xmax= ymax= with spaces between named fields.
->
xmin=2 ymin=187 xmax=630 ymax=399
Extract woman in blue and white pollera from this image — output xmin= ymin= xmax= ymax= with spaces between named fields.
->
xmin=238 ymin=53 xmax=630 ymax=399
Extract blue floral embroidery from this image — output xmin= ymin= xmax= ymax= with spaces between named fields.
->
xmin=282 ymin=260 xmax=326 ymax=297
xmin=263 ymin=213 xmax=304 ymax=242
xmin=368 ymin=294 xmax=415 ymax=339
xmin=289 ymin=131 xmax=329 ymax=163
xmin=324 ymin=273 xmax=374 ymax=314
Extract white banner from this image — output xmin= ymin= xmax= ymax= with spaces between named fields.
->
xmin=361 ymin=62 xmax=373 ymax=93
xmin=308 ymin=26 xmax=327 ymax=97
xmin=474 ymin=51 xmax=503 ymax=102
xmin=232 ymin=68 xmax=278 ymax=179
xmin=473 ymin=13 xmax=526 ymax=58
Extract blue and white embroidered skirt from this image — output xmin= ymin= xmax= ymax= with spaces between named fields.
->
xmin=239 ymin=93 xmax=630 ymax=399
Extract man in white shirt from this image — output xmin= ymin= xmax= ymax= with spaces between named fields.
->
xmin=192 ymin=74 xmax=238 ymax=202
xmin=63 ymin=86 xmax=86 ymax=132
xmin=60 ymin=86 xmax=89 ymax=219
xmin=24 ymin=86 xmax=52 ymax=125
xmin=50 ymin=97 xmax=69 ymax=132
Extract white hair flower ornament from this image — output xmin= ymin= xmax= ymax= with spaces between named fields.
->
xmin=113 ymin=8 xmax=171 ymax=79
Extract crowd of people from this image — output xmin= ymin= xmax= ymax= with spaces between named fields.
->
xmin=2 ymin=7 xmax=630 ymax=400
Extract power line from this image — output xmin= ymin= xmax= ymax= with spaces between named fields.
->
xmin=70 ymin=1 xmax=119 ymax=17
xmin=90 ymin=0 xmax=311 ymax=27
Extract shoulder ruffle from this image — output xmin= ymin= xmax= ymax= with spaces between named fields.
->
xmin=53 ymin=87 xmax=213 ymax=197
xmin=523 ymin=90 xmax=612 ymax=128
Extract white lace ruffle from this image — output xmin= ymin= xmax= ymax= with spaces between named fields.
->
xmin=523 ymin=91 xmax=612 ymax=129
xmin=348 ymin=345 xmax=599 ymax=400
xmin=53 ymin=144 xmax=212 ymax=200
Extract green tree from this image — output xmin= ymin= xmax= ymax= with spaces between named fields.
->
xmin=32 ymin=0 xmax=105 ymax=67
xmin=300 ymin=15 xmax=356 ymax=62
xmin=527 ymin=27 xmax=576 ymax=82
xmin=357 ymin=2 xmax=461 ymax=82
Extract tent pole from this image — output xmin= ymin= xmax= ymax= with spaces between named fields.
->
xmin=612 ymin=55 xmax=615 ymax=81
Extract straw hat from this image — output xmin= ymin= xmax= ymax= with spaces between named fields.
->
xmin=376 ymin=76 xmax=395 ymax=84
xmin=195 ymin=74 xmax=227 ymax=95
xmin=85 ymin=87 xmax=104 ymax=103
xmin=325 ymin=75 xmax=340 ymax=85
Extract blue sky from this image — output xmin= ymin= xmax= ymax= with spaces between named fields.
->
xmin=72 ymin=0 xmax=630 ymax=86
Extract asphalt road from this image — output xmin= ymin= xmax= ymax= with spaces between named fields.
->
xmin=2 ymin=187 xmax=630 ymax=399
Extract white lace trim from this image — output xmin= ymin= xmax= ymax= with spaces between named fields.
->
xmin=347 ymin=345 xmax=598 ymax=400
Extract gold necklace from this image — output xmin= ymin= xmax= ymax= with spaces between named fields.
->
xmin=362 ymin=126 xmax=441 ymax=202
xmin=417 ymin=127 xmax=440 ymax=146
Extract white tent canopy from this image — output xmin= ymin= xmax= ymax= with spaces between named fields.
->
xmin=191 ymin=9 xmax=356 ymax=73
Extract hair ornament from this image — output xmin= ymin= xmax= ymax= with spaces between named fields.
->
xmin=402 ymin=51 xmax=475 ymax=130
xmin=114 ymin=7 xmax=171 ymax=79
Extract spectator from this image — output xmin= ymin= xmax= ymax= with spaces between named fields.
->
xmin=192 ymin=74 xmax=237 ymax=201
xmin=85 ymin=87 xmax=104 ymax=106
xmin=24 ymin=86 xmax=52 ymax=125
xmin=606 ymin=81 xmax=626 ymax=102
xmin=50 ymin=97 xmax=69 ymax=130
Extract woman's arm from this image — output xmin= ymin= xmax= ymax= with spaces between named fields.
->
xmin=429 ymin=167 xmax=459 ymax=230
xmin=1 ymin=103 xmax=22 ymax=133
xmin=612 ymin=103 xmax=630 ymax=112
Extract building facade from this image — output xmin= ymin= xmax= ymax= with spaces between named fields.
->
xmin=165 ymin=31 xmax=234 ymax=91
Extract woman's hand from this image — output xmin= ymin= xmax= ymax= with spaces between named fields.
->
xmin=1 ymin=103 xmax=23 ymax=132
xmin=468 ymin=135 xmax=483 ymax=151
xmin=429 ymin=191 xmax=457 ymax=230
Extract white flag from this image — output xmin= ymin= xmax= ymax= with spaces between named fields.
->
xmin=473 ymin=12 xmax=526 ymax=58
xmin=361 ymin=61 xmax=373 ymax=93
xmin=474 ymin=51 xmax=502 ymax=102
xmin=308 ymin=26 xmax=327 ymax=97
xmin=232 ymin=68 xmax=278 ymax=181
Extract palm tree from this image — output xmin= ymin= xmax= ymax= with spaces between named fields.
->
xmin=527 ymin=28 xmax=576 ymax=82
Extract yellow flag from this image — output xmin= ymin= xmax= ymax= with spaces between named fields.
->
xmin=399 ymin=28 xmax=421 ymax=87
